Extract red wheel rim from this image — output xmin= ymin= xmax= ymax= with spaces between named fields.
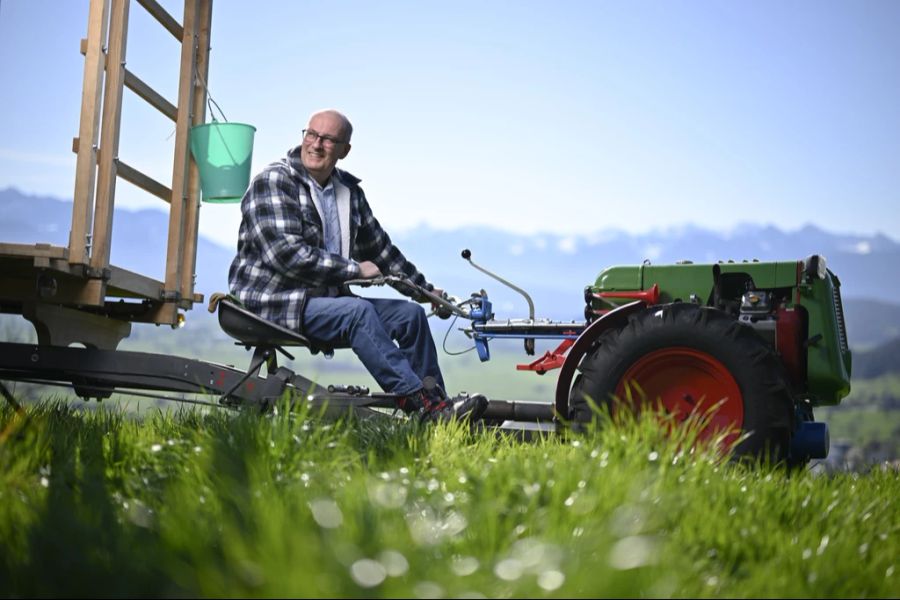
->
xmin=615 ymin=347 xmax=744 ymax=447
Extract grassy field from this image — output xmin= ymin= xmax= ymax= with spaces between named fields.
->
xmin=1 ymin=401 xmax=897 ymax=598
xmin=816 ymin=374 xmax=900 ymax=461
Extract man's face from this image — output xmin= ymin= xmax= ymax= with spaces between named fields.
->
xmin=300 ymin=112 xmax=351 ymax=183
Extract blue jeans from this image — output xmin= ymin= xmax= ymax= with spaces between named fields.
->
xmin=302 ymin=296 xmax=444 ymax=395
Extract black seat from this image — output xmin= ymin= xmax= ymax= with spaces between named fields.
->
xmin=218 ymin=297 xmax=314 ymax=349
xmin=215 ymin=295 xmax=336 ymax=358
xmin=212 ymin=295 xmax=336 ymax=406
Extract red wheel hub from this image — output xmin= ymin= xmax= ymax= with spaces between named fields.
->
xmin=615 ymin=347 xmax=744 ymax=447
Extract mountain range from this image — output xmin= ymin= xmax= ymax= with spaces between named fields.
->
xmin=2 ymin=187 xmax=898 ymax=348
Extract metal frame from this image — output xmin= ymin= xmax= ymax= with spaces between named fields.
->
xmin=0 ymin=340 xmax=556 ymax=426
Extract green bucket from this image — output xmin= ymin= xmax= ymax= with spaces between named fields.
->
xmin=190 ymin=121 xmax=256 ymax=203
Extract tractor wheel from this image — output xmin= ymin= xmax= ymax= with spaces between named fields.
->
xmin=569 ymin=303 xmax=794 ymax=462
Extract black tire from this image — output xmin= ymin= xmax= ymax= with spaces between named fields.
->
xmin=569 ymin=303 xmax=794 ymax=462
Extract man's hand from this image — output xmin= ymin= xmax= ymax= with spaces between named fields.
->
xmin=427 ymin=287 xmax=445 ymax=310
xmin=358 ymin=261 xmax=381 ymax=279
xmin=427 ymin=287 xmax=455 ymax=319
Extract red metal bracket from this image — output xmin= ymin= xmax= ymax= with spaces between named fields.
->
xmin=516 ymin=337 xmax=575 ymax=374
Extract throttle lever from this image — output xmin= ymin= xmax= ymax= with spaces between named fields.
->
xmin=461 ymin=249 xmax=536 ymax=355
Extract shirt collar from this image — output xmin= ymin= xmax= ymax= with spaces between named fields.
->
xmin=306 ymin=172 xmax=333 ymax=193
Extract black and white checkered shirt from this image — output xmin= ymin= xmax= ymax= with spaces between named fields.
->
xmin=228 ymin=145 xmax=430 ymax=332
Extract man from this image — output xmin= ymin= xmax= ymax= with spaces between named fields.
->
xmin=228 ymin=109 xmax=486 ymax=422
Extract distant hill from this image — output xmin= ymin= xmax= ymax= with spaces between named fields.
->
xmin=841 ymin=299 xmax=900 ymax=351
xmin=2 ymin=186 xmax=899 ymax=348
xmin=851 ymin=337 xmax=900 ymax=379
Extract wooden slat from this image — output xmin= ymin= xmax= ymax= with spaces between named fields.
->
xmin=135 ymin=0 xmax=184 ymax=41
xmin=148 ymin=301 xmax=179 ymax=325
xmin=116 ymin=160 xmax=173 ymax=202
xmin=106 ymin=265 xmax=165 ymax=299
xmin=124 ymin=68 xmax=178 ymax=121
xmin=68 ymin=0 xmax=111 ymax=266
xmin=179 ymin=0 xmax=213 ymax=302
xmin=79 ymin=37 xmax=106 ymax=61
xmin=87 ymin=0 xmax=130 ymax=306
xmin=0 ymin=272 xmax=98 ymax=307
xmin=163 ymin=0 xmax=201 ymax=304
xmin=0 ymin=260 xmax=163 ymax=306
xmin=0 ymin=243 xmax=70 ymax=260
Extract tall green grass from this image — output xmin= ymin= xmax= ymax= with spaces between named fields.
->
xmin=1 ymin=400 xmax=897 ymax=598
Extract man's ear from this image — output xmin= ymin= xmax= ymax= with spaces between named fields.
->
xmin=339 ymin=143 xmax=352 ymax=160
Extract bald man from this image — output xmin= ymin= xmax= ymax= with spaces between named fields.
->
xmin=229 ymin=110 xmax=486 ymax=422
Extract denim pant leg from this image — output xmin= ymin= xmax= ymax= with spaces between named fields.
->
xmin=366 ymin=298 xmax=445 ymax=391
xmin=302 ymin=296 xmax=423 ymax=395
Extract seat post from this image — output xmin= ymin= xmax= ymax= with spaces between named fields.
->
xmin=218 ymin=346 xmax=272 ymax=404
xmin=254 ymin=345 xmax=278 ymax=374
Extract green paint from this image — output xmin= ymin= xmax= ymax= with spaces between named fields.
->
xmin=587 ymin=258 xmax=852 ymax=408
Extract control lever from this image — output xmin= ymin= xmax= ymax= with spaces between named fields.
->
xmin=461 ymin=249 xmax=536 ymax=355
xmin=346 ymin=275 xmax=469 ymax=319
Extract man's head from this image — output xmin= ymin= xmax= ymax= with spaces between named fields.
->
xmin=300 ymin=109 xmax=353 ymax=185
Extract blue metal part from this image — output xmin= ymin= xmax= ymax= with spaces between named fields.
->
xmin=475 ymin=337 xmax=491 ymax=362
xmin=790 ymin=420 xmax=830 ymax=460
xmin=465 ymin=292 xmax=587 ymax=361
xmin=469 ymin=295 xmax=493 ymax=362
xmin=473 ymin=332 xmax=581 ymax=340
xmin=470 ymin=332 xmax=578 ymax=362
xmin=469 ymin=295 xmax=493 ymax=322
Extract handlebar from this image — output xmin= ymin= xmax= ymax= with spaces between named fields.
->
xmin=346 ymin=275 xmax=472 ymax=319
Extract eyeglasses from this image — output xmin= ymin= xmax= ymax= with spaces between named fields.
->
xmin=302 ymin=129 xmax=347 ymax=148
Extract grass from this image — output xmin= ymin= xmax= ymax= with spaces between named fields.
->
xmin=0 ymin=399 xmax=897 ymax=598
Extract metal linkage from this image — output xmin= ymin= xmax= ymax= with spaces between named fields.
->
xmin=0 ymin=341 xmax=305 ymax=410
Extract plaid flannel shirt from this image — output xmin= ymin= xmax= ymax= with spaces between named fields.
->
xmin=228 ymin=145 xmax=431 ymax=332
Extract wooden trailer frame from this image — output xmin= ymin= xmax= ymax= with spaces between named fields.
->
xmin=0 ymin=0 xmax=213 ymax=350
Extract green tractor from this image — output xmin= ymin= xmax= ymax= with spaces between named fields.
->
xmin=460 ymin=252 xmax=850 ymax=465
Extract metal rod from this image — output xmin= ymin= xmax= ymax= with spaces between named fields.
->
xmin=218 ymin=349 xmax=270 ymax=404
xmin=461 ymin=249 xmax=535 ymax=321
xmin=9 ymin=378 xmax=232 ymax=410
xmin=481 ymin=399 xmax=555 ymax=422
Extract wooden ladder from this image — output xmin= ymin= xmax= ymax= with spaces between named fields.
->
xmin=68 ymin=0 xmax=213 ymax=325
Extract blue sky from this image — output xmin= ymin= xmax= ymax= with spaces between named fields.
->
xmin=1 ymin=0 xmax=899 ymax=248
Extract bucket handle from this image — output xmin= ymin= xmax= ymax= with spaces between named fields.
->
xmin=196 ymin=69 xmax=229 ymax=123
xmin=194 ymin=70 xmax=242 ymax=166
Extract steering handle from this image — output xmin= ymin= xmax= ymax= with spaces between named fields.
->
xmin=346 ymin=275 xmax=471 ymax=319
